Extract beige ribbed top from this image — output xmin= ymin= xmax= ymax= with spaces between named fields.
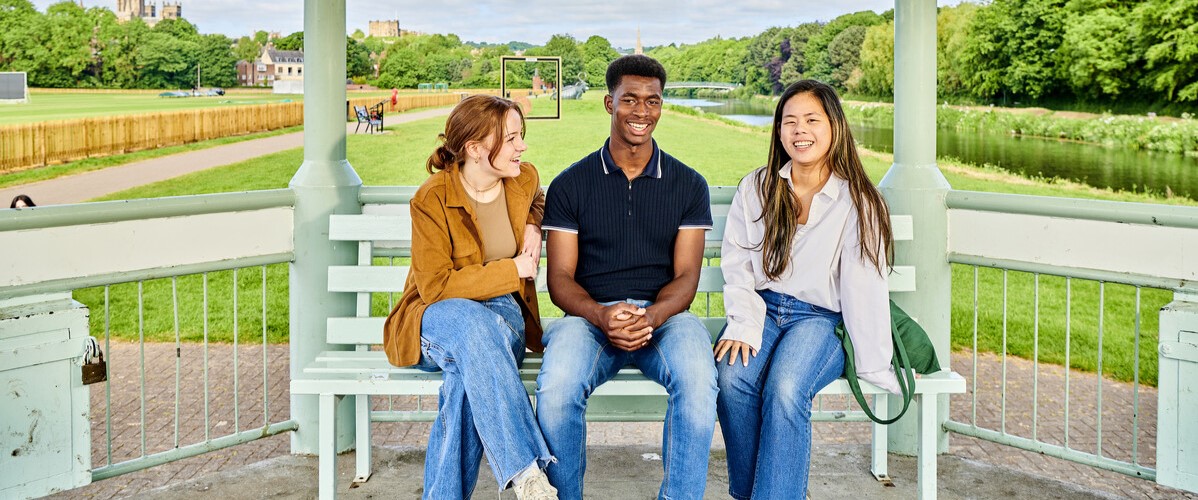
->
xmin=474 ymin=186 xmax=517 ymax=263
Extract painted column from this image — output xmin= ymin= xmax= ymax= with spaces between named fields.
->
xmin=290 ymin=0 xmax=361 ymax=454
xmin=878 ymin=0 xmax=951 ymax=455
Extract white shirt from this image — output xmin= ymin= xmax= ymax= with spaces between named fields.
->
xmin=721 ymin=162 xmax=900 ymax=394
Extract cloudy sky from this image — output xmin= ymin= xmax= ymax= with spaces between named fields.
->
xmin=38 ymin=1 xmax=966 ymax=48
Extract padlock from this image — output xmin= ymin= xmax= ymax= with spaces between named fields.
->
xmin=82 ymin=344 xmax=108 ymax=385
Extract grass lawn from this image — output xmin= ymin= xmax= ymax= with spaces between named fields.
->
xmin=72 ymin=94 xmax=1194 ymax=386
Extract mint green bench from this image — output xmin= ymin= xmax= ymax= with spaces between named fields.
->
xmin=289 ymin=188 xmax=966 ymax=499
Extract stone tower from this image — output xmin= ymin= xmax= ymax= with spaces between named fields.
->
xmin=368 ymin=20 xmax=400 ymax=38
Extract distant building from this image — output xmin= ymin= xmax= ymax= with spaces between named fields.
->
xmin=116 ymin=0 xmax=182 ymax=26
xmin=369 ymin=20 xmax=400 ymax=38
xmin=236 ymin=46 xmax=303 ymax=88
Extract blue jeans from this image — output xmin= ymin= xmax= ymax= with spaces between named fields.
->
xmin=416 ymin=295 xmax=553 ymax=499
xmin=716 ymin=290 xmax=845 ymax=500
xmin=535 ymin=300 xmax=718 ymax=500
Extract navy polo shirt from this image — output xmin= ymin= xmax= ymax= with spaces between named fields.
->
xmin=543 ymin=139 xmax=712 ymax=303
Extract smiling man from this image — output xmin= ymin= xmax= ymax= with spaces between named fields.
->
xmin=535 ymin=55 xmax=717 ymax=499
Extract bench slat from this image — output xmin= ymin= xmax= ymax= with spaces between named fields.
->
xmin=296 ymin=349 xmax=965 ymax=397
xmin=329 ymin=266 xmax=407 ymax=293
xmin=891 ymin=214 xmax=914 ymax=241
xmin=330 ymin=214 xmax=411 ymax=241
xmin=889 ymin=265 xmax=917 ymax=293
xmin=326 ymin=315 xmax=727 ymax=346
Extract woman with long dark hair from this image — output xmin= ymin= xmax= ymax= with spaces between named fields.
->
xmin=382 ymin=94 xmax=556 ymax=499
xmin=715 ymin=80 xmax=900 ymax=499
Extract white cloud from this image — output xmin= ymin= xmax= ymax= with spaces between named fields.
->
xmin=40 ymin=0 xmax=965 ymax=47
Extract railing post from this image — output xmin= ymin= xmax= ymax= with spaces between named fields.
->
xmin=290 ymin=0 xmax=361 ymax=455
xmin=1157 ymin=290 xmax=1198 ymax=493
xmin=879 ymin=0 xmax=951 ymax=456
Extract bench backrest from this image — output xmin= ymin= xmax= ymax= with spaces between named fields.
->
xmin=326 ymin=194 xmax=915 ymax=347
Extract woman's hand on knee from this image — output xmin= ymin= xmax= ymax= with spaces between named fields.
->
xmin=714 ymin=339 xmax=757 ymax=367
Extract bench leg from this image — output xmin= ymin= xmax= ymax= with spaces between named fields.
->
xmin=320 ymin=393 xmax=341 ymax=500
xmin=917 ymin=393 xmax=937 ymax=500
xmin=354 ymin=394 xmax=372 ymax=484
xmin=871 ymin=394 xmax=891 ymax=482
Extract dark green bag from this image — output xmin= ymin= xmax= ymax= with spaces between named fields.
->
xmin=834 ymin=300 xmax=941 ymax=424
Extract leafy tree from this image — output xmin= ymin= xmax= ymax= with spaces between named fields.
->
xmin=958 ymin=0 xmax=1070 ymax=100
xmin=96 ymin=13 xmax=147 ymax=88
xmin=274 ymin=31 xmax=303 ymax=51
xmin=376 ymin=46 xmax=420 ymax=88
xmin=234 ymin=35 xmax=262 ymax=64
xmin=937 ymin=3 xmax=978 ymax=97
xmin=742 ymin=27 xmax=790 ymax=94
xmin=0 ymin=0 xmax=41 ymax=71
xmin=1132 ymin=0 xmax=1198 ymax=102
xmin=827 ymin=25 xmax=867 ymax=89
xmin=346 ymin=36 xmax=372 ymax=78
xmin=27 ymin=1 xmax=94 ymax=87
xmin=802 ymin=11 xmax=883 ymax=86
xmin=856 ymin=21 xmax=893 ymax=96
xmin=530 ymin=34 xmax=584 ymax=85
xmin=581 ymin=35 xmax=618 ymax=88
xmin=777 ymin=23 xmax=823 ymax=88
xmin=1059 ymin=7 xmax=1137 ymax=98
xmin=135 ymin=29 xmax=198 ymax=88
xmin=197 ymin=33 xmax=236 ymax=88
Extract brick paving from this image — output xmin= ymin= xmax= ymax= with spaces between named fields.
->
xmin=46 ymin=342 xmax=1197 ymax=499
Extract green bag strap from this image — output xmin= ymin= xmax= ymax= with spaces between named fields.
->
xmin=843 ymin=312 xmax=918 ymax=425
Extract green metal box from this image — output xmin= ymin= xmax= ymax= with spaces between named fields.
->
xmin=1158 ymin=298 xmax=1198 ymax=493
xmin=0 ymin=294 xmax=92 ymax=498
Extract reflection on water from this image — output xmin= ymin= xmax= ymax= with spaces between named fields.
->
xmin=667 ymin=97 xmax=1198 ymax=199
xmin=851 ymin=123 xmax=1198 ymax=200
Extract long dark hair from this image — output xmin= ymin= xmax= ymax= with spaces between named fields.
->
xmin=9 ymin=194 xmax=35 ymax=208
xmin=426 ymin=95 xmax=525 ymax=174
xmin=755 ymin=80 xmax=892 ymax=280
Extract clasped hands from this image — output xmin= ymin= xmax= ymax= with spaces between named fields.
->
xmin=599 ymin=302 xmax=657 ymax=352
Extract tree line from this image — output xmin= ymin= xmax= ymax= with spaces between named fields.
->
xmin=3 ymin=0 xmax=1194 ymax=112
xmin=0 ymin=0 xmax=375 ymax=89
xmin=649 ymin=0 xmax=1197 ymax=110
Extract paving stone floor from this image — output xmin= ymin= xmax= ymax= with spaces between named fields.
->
xmin=45 ymin=343 xmax=1197 ymax=499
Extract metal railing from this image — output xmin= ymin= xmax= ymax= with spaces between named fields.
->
xmin=944 ymin=261 xmax=1158 ymax=480
xmin=86 ymin=261 xmax=297 ymax=480
xmin=0 ymin=190 xmax=299 ymax=482
xmin=942 ymin=190 xmax=1198 ymax=482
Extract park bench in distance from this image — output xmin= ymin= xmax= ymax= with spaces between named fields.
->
xmin=290 ymin=186 xmax=966 ymax=499
xmin=352 ymin=103 xmax=384 ymax=134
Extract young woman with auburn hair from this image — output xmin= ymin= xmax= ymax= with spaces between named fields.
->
xmin=382 ymin=94 xmax=556 ymax=499
xmin=715 ymin=80 xmax=900 ymax=499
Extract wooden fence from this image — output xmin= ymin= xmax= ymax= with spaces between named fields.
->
xmin=0 ymin=102 xmax=303 ymax=172
xmin=344 ymin=92 xmax=467 ymax=121
xmin=0 ymin=93 xmax=484 ymax=173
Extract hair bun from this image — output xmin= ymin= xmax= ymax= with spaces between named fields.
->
xmin=426 ymin=144 xmax=456 ymax=172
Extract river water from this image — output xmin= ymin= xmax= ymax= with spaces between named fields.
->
xmin=667 ymin=97 xmax=1198 ymax=200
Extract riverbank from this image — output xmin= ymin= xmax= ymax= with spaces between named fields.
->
xmin=845 ymin=100 xmax=1198 ymax=156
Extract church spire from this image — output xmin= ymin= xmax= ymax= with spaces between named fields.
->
xmin=635 ymin=27 xmax=643 ymax=55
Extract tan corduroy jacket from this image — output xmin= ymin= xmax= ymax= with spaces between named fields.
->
xmin=383 ymin=162 xmax=546 ymax=367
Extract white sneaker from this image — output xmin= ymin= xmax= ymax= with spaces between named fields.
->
xmin=513 ymin=469 xmax=557 ymax=500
